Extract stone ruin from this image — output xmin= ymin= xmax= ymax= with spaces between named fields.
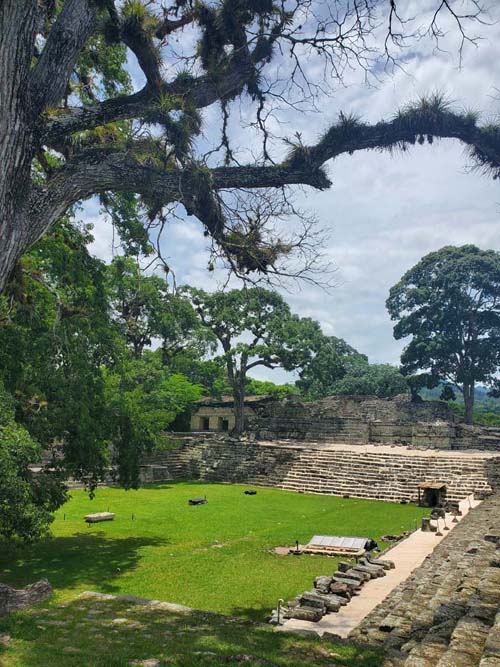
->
xmin=350 ymin=492 xmax=500 ymax=667
xmin=0 ymin=579 xmax=52 ymax=616
xmin=141 ymin=435 xmax=500 ymax=504
xmin=248 ymin=394 xmax=500 ymax=451
xmin=269 ymin=555 xmax=395 ymax=625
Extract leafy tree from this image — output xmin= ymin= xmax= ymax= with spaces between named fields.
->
xmin=296 ymin=335 xmax=364 ymax=399
xmin=329 ymin=361 xmax=409 ymax=399
xmin=386 ymin=245 xmax=500 ymax=424
xmin=0 ymin=219 xmax=118 ymax=490
xmin=168 ymin=353 xmax=228 ymax=399
xmin=0 ymin=380 xmax=67 ymax=542
xmin=0 ymin=1 xmax=496 ymax=292
xmin=107 ymin=257 xmax=213 ymax=360
xmin=297 ymin=335 xmax=408 ymax=399
xmin=186 ymin=287 xmax=320 ymax=433
xmin=103 ymin=351 xmax=204 ymax=487
xmin=245 ymin=378 xmax=298 ymax=399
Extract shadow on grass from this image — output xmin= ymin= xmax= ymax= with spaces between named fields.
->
xmin=0 ymin=598 xmax=384 ymax=667
xmin=0 ymin=533 xmax=168 ymax=594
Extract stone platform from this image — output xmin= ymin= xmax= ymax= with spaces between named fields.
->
xmin=141 ymin=437 xmax=500 ymax=504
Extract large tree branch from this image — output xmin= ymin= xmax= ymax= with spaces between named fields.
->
xmin=30 ymin=99 xmax=500 ymax=248
xmin=246 ymin=358 xmax=280 ymax=371
xmin=287 ymin=97 xmax=500 ymax=177
xmin=42 ymin=60 xmax=256 ymax=143
xmin=30 ymin=0 xmax=97 ymax=112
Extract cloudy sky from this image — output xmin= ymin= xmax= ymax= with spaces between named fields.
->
xmin=87 ymin=1 xmax=500 ymax=383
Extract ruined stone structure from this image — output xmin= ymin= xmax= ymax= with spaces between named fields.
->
xmin=350 ymin=493 xmax=500 ymax=667
xmin=248 ymin=395 xmax=500 ymax=451
xmin=190 ymin=395 xmax=272 ymax=432
xmin=0 ymin=579 xmax=52 ymax=615
xmin=140 ymin=436 xmax=500 ymax=503
xmin=143 ymin=394 xmax=500 ymax=504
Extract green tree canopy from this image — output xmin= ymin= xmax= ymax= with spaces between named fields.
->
xmin=0 ymin=219 xmax=209 ymax=512
xmin=297 ymin=335 xmax=408 ymax=399
xmin=186 ymin=287 xmax=321 ymax=433
xmin=328 ymin=361 xmax=409 ymax=399
xmin=106 ymin=257 xmax=214 ymax=360
xmin=386 ymin=245 xmax=500 ymax=424
xmin=103 ymin=351 xmax=204 ymax=487
xmin=0 ymin=379 xmax=67 ymax=542
xmin=296 ymin=335 xmax=364 ymax=399
xmin=0 ymin=219 xmax=117 ymax=490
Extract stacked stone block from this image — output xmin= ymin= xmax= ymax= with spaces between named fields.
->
xmin=269 ymin=556 xmax=393 ymax=625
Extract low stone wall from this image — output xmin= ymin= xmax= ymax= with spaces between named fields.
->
xmin=0 ymin=579 xmax=52 ymax=615
xmin=350 ymin=494 xmax=500 ymax=667
xmin=455 ymin=425 xmax=500 ymax=452
xmin=140 ymin=437 xmax=500 ymax=503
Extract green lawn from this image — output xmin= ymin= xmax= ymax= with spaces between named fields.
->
xmin=0 ymin=482 xmax=426 ymax=621
xmin=0 ymin=592 xmax=384 ymax=667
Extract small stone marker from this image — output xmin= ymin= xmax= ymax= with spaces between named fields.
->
xmin=421 ymin=517 xmax=436 ymax=532
xmin=84 ymin=512 xmax=115 ymax=524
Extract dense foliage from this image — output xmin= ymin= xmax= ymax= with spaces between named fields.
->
xmin=0 ymin=222 xmax=210 ymax=539
xmin=0 ymin=379 xmax=66 ymax=542
xmin=296 ymin=336 xmax=408 ymax=400
xmin=186 ymin=287 xmax=321 ymax=432
xmin=387 ymin=245 xmax=500 ymax=424
xmin=421 ymin=384 xmax=500 ymax=426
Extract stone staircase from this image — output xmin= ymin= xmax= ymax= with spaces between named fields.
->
xmin=250 ymin=449 xmax=500 ymax=502
xmin=350 ymin=494 xmax=500 ymax=667
xmin=139 ymin=438 xmax=500 ymax=503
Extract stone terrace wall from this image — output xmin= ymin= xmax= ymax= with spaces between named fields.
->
xmin=248 ymin=396 xmax=500 ymax=451
xmin=350 ymin=494 xmax=500 ymax=667
xmin=140 ymin=437 xmax=500 ymax=503
xmin=455 ymin=425 xmax=500 ymax=452
xmin=249 ymin=396 xmax=456 ymax=448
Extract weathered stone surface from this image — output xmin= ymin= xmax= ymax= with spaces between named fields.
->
xmin=314 ymin=576 xmax=333 ymax=594
xmin=84 ymin=512 xmax=115 ymax=524
xmin=285 ymin=605 xmax=323 ymax=622
xmin=331 ymin=575 xmax=362 ymax=592
xmin=296 ymin=593 xmax=326 ymax=612
xmin=329 ymin=581 xmax=351 ymax=599
xmin=0 ymin=579 xmax=52 ymax=615
xmin=365 ymin=556 xmax=395 ymax=570
xmin=353 ymin=564 xmax=385 ymax=579
xmin=302 ymin=591 xmax=343 ymax=612
xmin=350 ymin=494 xmax=500 ymax=667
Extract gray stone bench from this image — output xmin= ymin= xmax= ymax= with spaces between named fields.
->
xmin=84 ymin=512 xmax=115 ymax=524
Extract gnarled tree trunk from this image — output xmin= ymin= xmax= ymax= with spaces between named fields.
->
xmin=0 ymin=1 xmax=38 ymax=290
xmin=463 ymin=381 xmax=475 ymax=425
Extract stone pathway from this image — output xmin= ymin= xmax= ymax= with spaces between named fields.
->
xmin=278 ymin=495 xmax=481 ymax=638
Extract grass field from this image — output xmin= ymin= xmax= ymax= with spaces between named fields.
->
xmin=0 ymin=482 xmax=427 ymax=620
xmin=0 ymin=592 xmax=385 ymax=667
